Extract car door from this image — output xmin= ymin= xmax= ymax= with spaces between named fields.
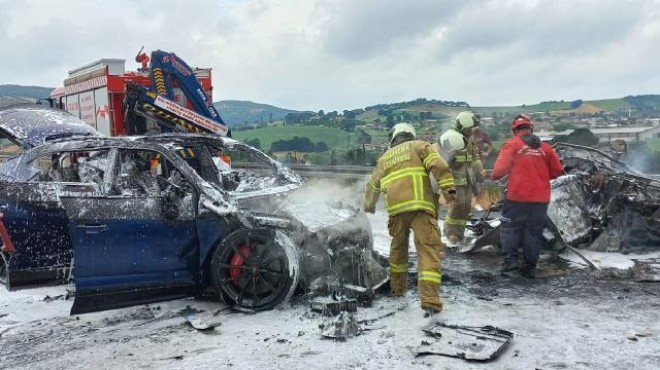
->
xmin=0 ymin=181 xmax=72 ymax=288
xmin=69 ymin=147 xmax=200 ymax=315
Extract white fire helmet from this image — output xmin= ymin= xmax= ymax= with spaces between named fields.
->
xmin=439 ymin=129 xmax=466 ymax=151
xmin=389 ymin=123 xmax=416 ymax=144
xmin=455 ymin=111 xmax=479 ymax=131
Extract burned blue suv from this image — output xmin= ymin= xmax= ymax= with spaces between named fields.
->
xmin=0 ymin=105 xmax=387 ymax=315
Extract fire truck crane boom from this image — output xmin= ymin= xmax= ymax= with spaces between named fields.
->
xmin=124 ymin=49 xmax=230 ymax=137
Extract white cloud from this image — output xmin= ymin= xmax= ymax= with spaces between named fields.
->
xmin=0 ymin=0 xmax=659 ymax=111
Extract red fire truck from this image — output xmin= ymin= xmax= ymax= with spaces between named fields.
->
xmin=50 ymin=49 xmax=227 ymax=137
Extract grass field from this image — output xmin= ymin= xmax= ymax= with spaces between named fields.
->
xmin=233 ymin=124 xmax=358 ymax=150
xmin=474 ymin=98 xmax=631 ymax=116
xmin=586 ymin=98 xmax=631 ymax=111
xmin=363 ymin=128 xmax=390 ymax=145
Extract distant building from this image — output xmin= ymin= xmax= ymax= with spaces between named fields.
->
xmin=537 ymin=126 xmax=660 ymax=143
xmin=590 ymin=126 xmax=660 ymax=143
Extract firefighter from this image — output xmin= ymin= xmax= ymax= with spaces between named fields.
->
xmin=492 ymin=114 xmax=564 ymax=278
xmin=438 ymin=111 xmax=485 ymax=244
xmin=364 ymin=123 xmax=456 ymax=317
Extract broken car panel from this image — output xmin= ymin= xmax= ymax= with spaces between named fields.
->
xmin=471 ymin=143 xmax=660 ymax=253
xmin=550 ymin=143 xmax=660 ymax=252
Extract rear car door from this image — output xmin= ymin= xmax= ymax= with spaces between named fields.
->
xmin=0 ymin=181 xmax=72 ymax=288
xmin=0 ymin=147 xmax=109 ymax=288
xmin=70 ymin=148 xmax=200 ymax=314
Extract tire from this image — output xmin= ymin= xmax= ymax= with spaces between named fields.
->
xmin=211 ymin=228 xmax=299 ymax=311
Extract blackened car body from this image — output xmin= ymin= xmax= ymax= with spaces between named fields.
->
xmin=0 ymin=105 xmax=387 ymax=314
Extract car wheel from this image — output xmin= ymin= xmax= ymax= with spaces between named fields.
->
xmin=0 ymin=252 xmax=8 ymax=286
xmin=211 ymin=228 xmax=299 ymax=311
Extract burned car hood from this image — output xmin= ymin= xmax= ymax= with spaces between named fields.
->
xmin=236 ymin=180 xmax=387 ymax=300
xmin=0 ymin=104 xmax=101 ymax=149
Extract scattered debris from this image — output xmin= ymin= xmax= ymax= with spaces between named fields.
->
xmin=183 ymin=313 xmax=221 ymax=331
xmin=320 ymin=311 xmax=359 ymax=339
xmin=358 ymin=304 xmax=408 ymax=325
xmin=42 ymin=295 xmax=66 ymax=302
xmin=414 ymin=323 xmax=514 ymax=362
xmin=310 ymin=299 xmax=358 ymax=316
xmin=564 ymin=246 xmax=598 ymax=270
xmin=180 ymin=306 xmax=221 ymax=331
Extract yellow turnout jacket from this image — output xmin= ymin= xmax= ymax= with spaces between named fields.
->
xmin=364 ymin=140 xmax=455 ymax=217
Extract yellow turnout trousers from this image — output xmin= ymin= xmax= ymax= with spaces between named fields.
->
xmin=387 ymin=211 xmax=445 ymax=312
xmin=444 ymin=184 xmax=472 ymax=241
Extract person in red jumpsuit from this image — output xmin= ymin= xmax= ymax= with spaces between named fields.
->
xmin=491 ymin=114 xmax=564 ymax=278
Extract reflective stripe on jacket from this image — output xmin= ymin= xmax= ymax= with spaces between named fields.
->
xmin=364 ymin=140 xmax=455 ymax=217
xmin=437 ymin=134 xmax=483 ymax=187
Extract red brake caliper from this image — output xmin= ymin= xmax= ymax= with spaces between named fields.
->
xmin=229 ymin=244 xmax=252 ymax=286
xmin=0 ymin=213 xmax=15 ymax=253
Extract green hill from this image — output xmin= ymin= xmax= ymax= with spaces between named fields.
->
xmin=233 ymin=124 xmax=359 ymax=150
xmin=473 ymin=95 xmax=660 ymax=115
xmin=0 ymin=84 xmax=54 ymax=101
xmin=213 ymin=100 xmax=301 ymax=127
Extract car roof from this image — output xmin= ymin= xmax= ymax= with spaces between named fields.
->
xmin=0 ymin=104 xmax=102 ymax=148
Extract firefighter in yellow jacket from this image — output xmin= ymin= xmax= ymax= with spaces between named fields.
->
xmin=364 ymin=123 xmax=456 ymax=317
xmin=438 ymin=112 xmax=485 ymax=244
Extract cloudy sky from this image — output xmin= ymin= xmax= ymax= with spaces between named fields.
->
xmin=1 ymin=0 xmax=659 ymax=111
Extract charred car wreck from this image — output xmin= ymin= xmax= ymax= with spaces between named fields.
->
xmin=471 ymin=142 xmax=660 ymax=254
xmin=0 ymin=106 xmax=387 ymax=314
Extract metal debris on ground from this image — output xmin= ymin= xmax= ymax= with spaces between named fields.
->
xmin=320 ymin=311 xmax=359 ymax=339
xmin=414 ymin=323 xmax=514 ymax=362
xmin=310 ymin=299 xmax=358 ymax=316
xmin=183 ymin=313 xmax=221 ymax=331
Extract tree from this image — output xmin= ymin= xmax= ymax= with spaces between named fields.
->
xmin=341 ymin=118 xmax=358 ymax=132
xmin=553 ymin=122 xmax=576 ymax=131
xmin=386 ymin=114 xmax=395 ymax=128
xmin=270 ymin=136 xmax=316 ymax=152
xmin=356 ymin=129 xmax=372 ymax=144
xmin=246 ymin=138 xmax=261 ymax=149
xmin=419 ymin=111 xmax=433 ymax=120
xmin=315 ymin=141 xmax=329 ymax=152
xmin=552 ymin=128 xmax=599 ymax=147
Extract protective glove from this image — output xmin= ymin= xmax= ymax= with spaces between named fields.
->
xmin=480 ymin=169 xmax=487 ymax=178
xmin=443 ymin=189 xmax=457 ymax=204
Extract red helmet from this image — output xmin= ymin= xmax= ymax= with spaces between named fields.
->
xmin=511 ymin=114 xmax=533 ymax=131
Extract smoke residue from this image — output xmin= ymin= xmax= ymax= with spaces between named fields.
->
xmin=281 ymin=178 xmax=369 ymax=232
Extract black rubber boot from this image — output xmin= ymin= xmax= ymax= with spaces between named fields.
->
xmin=499 ymin=259 xmax=519 ymax=274
xmin=424 ymin=308 xmax=440 ymax=318
xmin=520 ymin=264 xmax=536 ymax=279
